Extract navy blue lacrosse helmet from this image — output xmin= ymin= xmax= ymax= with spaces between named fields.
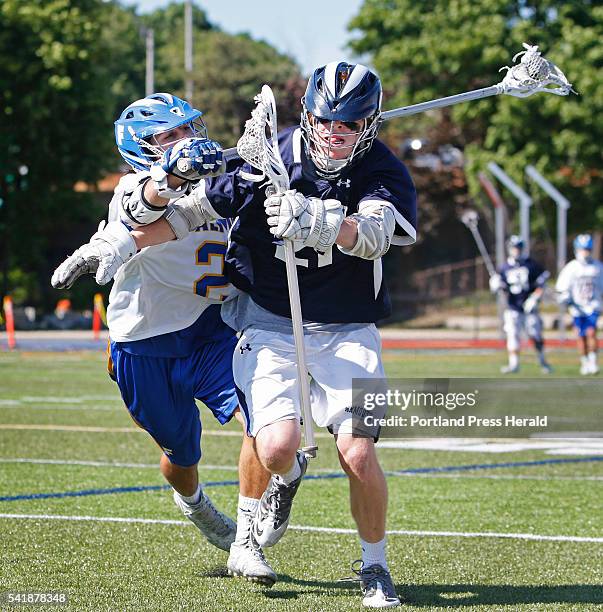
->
xmin=301 ymin=62 xmax=382 ymax=178
xmin=507 ymin=234 xmax=524 ymax=252
xmin=114 ymin=93 xmax=207 ymax=170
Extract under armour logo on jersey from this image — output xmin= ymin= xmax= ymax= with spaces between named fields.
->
xmin=240 ymin=343 xmax=252 ymax=354
xmin=337 ymin=178 xmax=351 ymax=188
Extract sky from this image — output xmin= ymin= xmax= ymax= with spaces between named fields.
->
xmin=130 ymin=0 xmax=366 ymax=75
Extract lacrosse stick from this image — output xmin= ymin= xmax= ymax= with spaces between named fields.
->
xmin=236 ymin=85 xmax=317 ymax=459
xmin=460 ymin=210 xmax=497 ymax=277
xmin=380 ymin=43 xmax=574 ymax=121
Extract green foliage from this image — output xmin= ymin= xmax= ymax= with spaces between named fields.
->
xmin=156 ymin=28 xmax=303 ymax=145
xmin=349 ymin=0 xmax=603 ymax=230
xmin=0 ymin=0 xmax=304 ymax=310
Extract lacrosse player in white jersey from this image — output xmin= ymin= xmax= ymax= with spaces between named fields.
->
xmin=556 ymin=234 xmax=603 ymax=374
xmin=51 ymin=93 xmax=276 ymax=585
xmin=64 ymin=64 xmax=417 ymax=607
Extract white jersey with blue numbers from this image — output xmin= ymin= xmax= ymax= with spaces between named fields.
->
xmin=106 ymin=173 xmax=233 ymax=342
xmin=556 ymin=258 xmax=603 ymax=316
xmin=199 ymin=126 xmax=417 ymax=325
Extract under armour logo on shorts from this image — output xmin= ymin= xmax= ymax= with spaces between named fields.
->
xmin=240 ymin=343 xmax=252 ymax=354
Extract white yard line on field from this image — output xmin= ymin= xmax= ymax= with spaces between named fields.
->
xmin=0 ymin=458 xmax=239 ymax=471
xmin=0 ymin=512 xmax=601 ymax=543
xmin=0 ymin=424 xmax=333 ymax=437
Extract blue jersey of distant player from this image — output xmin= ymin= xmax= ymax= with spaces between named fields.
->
xmin=202 ymin=126 xmax=417 ymax=323
xmin=499 ymin=257 xmax=549 ymax=312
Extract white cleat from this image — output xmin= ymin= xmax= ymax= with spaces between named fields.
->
xmin=227 ymin=534 xmax=277 ymax=587
xmin=341 ymin=561 xmax=401 ymax=608
xmin=540 ymin=362 xmax=553 ymax=374
xmin=580 ymin=362 xmax=590 ymax=376
xmin=173 ymin=490 xmax=236 ymax=551
xmin=500 ymin=364 xmax=519 ymax=374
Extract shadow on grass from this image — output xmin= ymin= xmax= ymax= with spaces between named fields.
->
xmin=198 ymin=568 xmax=603 ymax=607
xmin=259 ymin=576 xmax=603 ymax=607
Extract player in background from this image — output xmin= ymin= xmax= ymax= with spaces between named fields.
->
xmin=51 ymin=93 xmax=275 ymax=585
xmin=556 ymin=234 xmax=603 ymax=375
xmin=489 ymin=235 xmax=552 ymax=374
xmin=66 ymin=63 xmax=417 ymax=607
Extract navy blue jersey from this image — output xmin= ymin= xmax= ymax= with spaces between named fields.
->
xmin=499 ymin=257 xmax=549 ymax=311
xmin=203 ymin=126 xmax=417 ymax=323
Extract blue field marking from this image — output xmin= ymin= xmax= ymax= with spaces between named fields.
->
xmin=0 ymin=457 xmax=601 ymax=503
xmin=386 ymin=455 xmax=603 ymax=476
xmin=0 ymin=479 xmax=239 ymax=502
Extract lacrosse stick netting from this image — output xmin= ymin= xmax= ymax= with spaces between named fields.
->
xmin=381 ymin=43 xmax=574 ymax=121
xmin=237 ymin=85 xmax=317 ymax=458
xmin=460 ymin=211 xmax=497 ymax=277
xmin=498 ymin=43 xmax=575 ymax=98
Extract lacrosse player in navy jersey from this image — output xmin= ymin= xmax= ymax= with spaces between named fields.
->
xmin=489 ymin=235 xmax=552 ymax=374
xmin=60 ymin=63 xmax=417 ymax=607
xmin=556 ymin=234 xmax=603 ymax=375
xmin=51 ymin=93 xmax=276 ymax=585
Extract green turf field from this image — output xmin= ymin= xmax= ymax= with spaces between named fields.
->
xmin=0 ymin=351 xmax=602 ymax=611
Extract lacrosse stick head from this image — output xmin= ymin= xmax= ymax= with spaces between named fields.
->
xmin=236 ymin=85 xmax=289 ymax=194
xmin=498 ymin=43 xmax=575 ymax=98
xmin=460 ymin=210 xmax=480 ymax=229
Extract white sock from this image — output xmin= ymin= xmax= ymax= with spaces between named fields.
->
xmin=360 ymin=537 xmax=388 ymax=570
xmin=276 ymin=457 xmax=301 ymax=485
xmin=235 ymin=495 xmax=259 ymax=544
xmin=588 ymin=352 xmax=597 ymax=366
xmin=509 ymin=353 xmax=519 ymax=369
xmin=176 ymin=483 xmax=202 ymax=505
xmin=581 ymin=355 xmax=589 ymax=367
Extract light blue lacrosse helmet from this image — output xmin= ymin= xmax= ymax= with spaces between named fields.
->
xmin=114 ymin=93 xmax=206 ymax=170
xmin=573 ymin=234 xmax=593 ymax=252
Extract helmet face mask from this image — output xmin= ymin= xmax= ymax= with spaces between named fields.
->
xmin=300 ymin=62 xmax=382 ymax=179
xmin=139 ymin=117 xmax=207 ymax=165
xmin=506 ymin=235 xmax=524 ymax=261
xmin=573 ymin=234 xmax=593 ymax=262
xmin=114 ymin=93 xmax=207 ymax=171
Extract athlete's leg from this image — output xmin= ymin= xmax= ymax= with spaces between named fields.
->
xmin=502 ymin=310 xmax=521 ymax=373
xmin=335 ymin=434 xmax=387 ymax=543
xmin=585 ymin=325 xmax=599 ymax=374
xmin=527 ymin=313 xmax=552 ymax=373
xmin=228 ymin=409 xmax=276 ymax=586
xmin=335 ymin=433 xmax=399 ymax=607
xmin=234 ymin=410 xmax=271 ymax=497
xmin=160 ymin=454 xmax=198 ymax=497
xmin=574 ymin=317 xmax=590 ymax=374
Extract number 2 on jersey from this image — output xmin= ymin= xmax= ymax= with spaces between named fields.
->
xmin=194 ymin=240 xmax=230 ymax=301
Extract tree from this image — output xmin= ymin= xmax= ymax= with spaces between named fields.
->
xmin=0 ymin=0 xmax=122 ymax=306
xmin=349 ymin=0 xmax=603 ymax=230
xmin=155 ymin=27 xmax=304 ymax=145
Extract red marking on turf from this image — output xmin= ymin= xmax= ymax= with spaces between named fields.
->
xmin=381 ymin=338 xmax=575 ymax=350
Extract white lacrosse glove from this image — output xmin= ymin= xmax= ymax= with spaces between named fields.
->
xmin=51 ymin=221 xmax=137 ymax=289
xmin=264 ymin=190 xmax=344 ymax=251
xmin=523 ymin=293 xmax=540 ymax=314
xmin=163 ymin=182 xmax=220 ymax=240
xmin=489 ymin=273 xmax=503 ymax=293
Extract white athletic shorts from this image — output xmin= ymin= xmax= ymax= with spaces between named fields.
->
xmin=503 ymin=309 xmax=543 ymax=351
xmin=232 ymin=324 xmax=385 ymax=437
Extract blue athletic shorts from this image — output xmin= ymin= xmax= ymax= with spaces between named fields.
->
xmin=573 ymin=312 xmax=599 ymax=337
xmin=109 ymin=335 xmax=239 ymax=466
